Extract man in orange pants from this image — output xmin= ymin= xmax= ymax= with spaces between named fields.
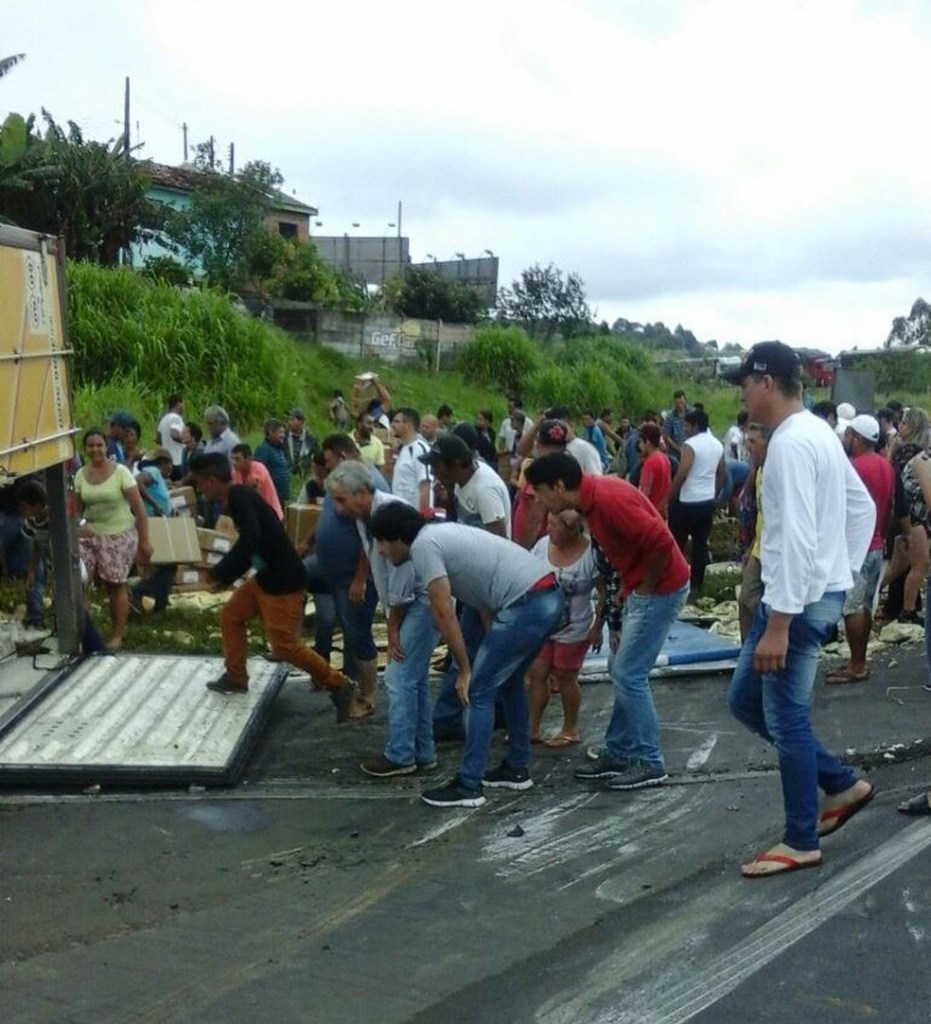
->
xmin=188 ymin=452 xmax=354 ymax=720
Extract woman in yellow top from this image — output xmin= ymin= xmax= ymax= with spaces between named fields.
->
xmin=73 ymin=428 xmax=152 ymax=650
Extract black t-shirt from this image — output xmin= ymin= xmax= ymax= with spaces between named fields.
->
xmin=210 ymin=485 xmax=306 ymax=594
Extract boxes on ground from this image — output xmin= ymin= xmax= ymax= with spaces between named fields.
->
xmin=168 ymin=485 xmax=196 ymax=516
xmin=172 ymin=565 xmax=213 ymax=592
xmin=285 ymin=503 xmax=321 ymax=548
xmin=148 ymin=517 xmax=202 ymax=565
xmin=197 ymin=527 xmax=235 ymax=554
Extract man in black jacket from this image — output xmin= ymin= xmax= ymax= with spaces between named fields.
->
xmin=188 ymin=452 xmax=353 ymax=721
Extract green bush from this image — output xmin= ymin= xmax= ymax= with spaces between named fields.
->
xmin=68 ymin=262 xmax=304 ymax=430
xmin=455 ymin=324 xmax=537 ymax=396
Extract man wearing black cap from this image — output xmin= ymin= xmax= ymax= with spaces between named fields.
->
xmin=421 ymin=434 xmax=511 ymax=538
xmin=285 ymin=409 xmax=315 ymax=478
xmin=723 ymin=341 xmax=877 ymax=878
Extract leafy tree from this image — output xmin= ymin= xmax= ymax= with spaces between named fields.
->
xmin=886 ymin=298 xmax=931 ymax=348
xmin=163 ymin=157 xmax=285 ymax=290
xmin=0 ymin=110 xmax=159 ymax=262
xmin=386 ymin=267 xmax=486 ymax=323
xmin=266 ymin=239 xmax=371 ymax=312
xmin=496 ymin=262 xmax=592 ymax=341
xmin=0 ymin=53 xmax=25 ymax=79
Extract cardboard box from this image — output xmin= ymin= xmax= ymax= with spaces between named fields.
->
xmin=215 ymin=514 xmax=238 ymax=538
xmin=174 ymin=565 xmax=212 ymax=587
xmin=148 ymin=517 xmax=202 ymax=565
xmin=193 ymin=550 xmax=225 ymax=568
xmin=197 ymin=527 xmax=236 ymax=554
xmin=168 ymin=485 xmax=196 ymax=513
xmin=285 ymin=503 xmax=322 ymax=548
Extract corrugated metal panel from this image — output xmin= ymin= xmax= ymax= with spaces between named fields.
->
xmin=0 ymin=655 xmax=287 ymax=788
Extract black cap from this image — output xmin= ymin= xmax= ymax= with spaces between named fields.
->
xmin=418 ymin=434 xmax=473 ymax=466
xmin=451 ymin=421 xmax=479 ymax=451
xmin=724 ymin=341 xmax=801 ymax=384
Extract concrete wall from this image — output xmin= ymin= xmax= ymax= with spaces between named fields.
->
xmin=311 ymin=310 xmax=474 ymax=368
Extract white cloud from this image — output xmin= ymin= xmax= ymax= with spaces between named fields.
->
xmin=3 ymin=0 xmax=931 ymax=353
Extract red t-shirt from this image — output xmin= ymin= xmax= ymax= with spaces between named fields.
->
xmin=852 ymin=451 xmax=895 ymax=551
xmin=639 ymin=450 xmax=672 ymax=516
xmin=578 ymin=474 xmax=689 ymax=597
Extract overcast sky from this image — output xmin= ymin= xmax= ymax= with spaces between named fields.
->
xmin=5 ymin=0 xmax=931 ymax=353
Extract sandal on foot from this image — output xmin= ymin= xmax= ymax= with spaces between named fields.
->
xmin=543 ymin=733 xmax=581 ymax=749
xmin=825 ymin=666 xmax=870 ymax=685
xmin=897 ymin=792 xmax=931 ymax=816
xmin=818 ymin=783 xmax=875 ymax=835
xmin=741 ymin=852 xmax=822 ymax=878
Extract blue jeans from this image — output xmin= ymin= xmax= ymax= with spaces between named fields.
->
xmin=458 ymin=588 xmax=564 ymax=790
xmin=605 ymin=583 xmax=688 ymax=769
xmin=433 ymin=605 xmax=486 ymax=727
xmin=0 ymin=513 xmax=30 ymax=577
xmin=303 ymin=555 xmax=378 ymax=666
xmin=384 ymin=601 xmax=438 ymax=766
xmin=728 ymin=593 xmax=858 ymax=851
xmin=25 ymin=553 xmax=47 ymax=625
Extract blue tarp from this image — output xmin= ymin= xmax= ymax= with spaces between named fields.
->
xmin=579 ymin=619 xmax=742 ymax=680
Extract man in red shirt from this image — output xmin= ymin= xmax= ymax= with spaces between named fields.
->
xmin=827 ymin=414 xmax=898 ymax=684
xmin=526 ymin=452 xmax=690 ymax=790
xmin=231 ymin=443 xmax=283 ymax=520
xmin=637 ymin=423 xmax=672 ymax=517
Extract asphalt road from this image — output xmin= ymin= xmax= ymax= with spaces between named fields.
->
xmin=1 ymin=647 xmax=930 ymax=1023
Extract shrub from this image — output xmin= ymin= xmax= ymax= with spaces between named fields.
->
xmin=455 ymin=324 xmax=537 ymax=395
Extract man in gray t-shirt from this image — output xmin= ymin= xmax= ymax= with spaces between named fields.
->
xmin=371 ymin=504 xmax=564 ymax=809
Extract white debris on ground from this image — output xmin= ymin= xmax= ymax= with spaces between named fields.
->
xmin=681 ymin=565 xmax=927 ymax=662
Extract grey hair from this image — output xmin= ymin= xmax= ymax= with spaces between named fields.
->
xmin=204 ymin=404 xmax=230 ymax=427
xmin=325 ymin=460 xmax=375 ymax=497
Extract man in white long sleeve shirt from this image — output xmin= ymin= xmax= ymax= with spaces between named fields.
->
xmin=724 ymin=342 xmax=876 ymax=879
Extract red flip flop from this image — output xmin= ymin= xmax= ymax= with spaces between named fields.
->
xmin=818 ymin=783 xmax=876 ymax=836
xmin=741 ymin=852 xmax=822 ymax=878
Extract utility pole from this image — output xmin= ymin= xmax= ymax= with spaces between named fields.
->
xmin=182 ymin=122 xmax=188 ymax=163
xmin=123 ymin=76 xmax=130 ymax=159
xmin=229 ymin=142 xmax=235 ymax=174
xmin=208 ymin=136 xmax=215 ymax=169
xmin=397 ymin=199 xmax=403 ymax=275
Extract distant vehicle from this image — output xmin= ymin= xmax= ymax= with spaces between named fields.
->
xmin=713 ymin=355 xmax=742 ymax=378
xmin=802 ymin=354 xmax=834 ymax=386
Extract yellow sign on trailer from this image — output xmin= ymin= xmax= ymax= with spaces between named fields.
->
xmin=0 ymin=227 xmax=76 ymax=474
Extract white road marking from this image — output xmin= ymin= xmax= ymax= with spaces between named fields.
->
xmin=538 ymin=823 xmax=931 ymax=1024
xmin=408 ymin=814 xmax=472 ymax=847
xmin=685 ymin=733 xmax=718 ymax=770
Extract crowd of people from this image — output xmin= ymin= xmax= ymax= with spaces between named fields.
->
xmin=2 ymin=350 xmax=930 ymax=868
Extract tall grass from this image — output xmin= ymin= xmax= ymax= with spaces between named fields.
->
xmin=66 ymin=263 xmax=507 ymax=441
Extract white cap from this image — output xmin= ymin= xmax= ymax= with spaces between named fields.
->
xmin=836 ymin=402 xmax=856 ymax=420
xmin=835 ymin=418 xmax=852 ymax=438
xmin=849 ymin=413 xmax=880 ymax=443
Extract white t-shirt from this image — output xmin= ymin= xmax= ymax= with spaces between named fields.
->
xmin=723 ymin=423 xmax=746 ymax=462
xmin=762 ymin=410 xmax=875 ymax=614
xmin=531 ymin=536 xmax=598 ymax=643
xmin=455 ymin=462 xmax=512 ymax=537
xmin=391 ymin=437 xmax=431 ymax=509
xmin=567 ymin=437 xmax=603 ymax=476
xmin=498 ymin=415 xmax=534 ymax=453
xmin=680 ymin=431 xmax=724 ymax=503
xmin=157 ymin=411 xmax=185 ymax=467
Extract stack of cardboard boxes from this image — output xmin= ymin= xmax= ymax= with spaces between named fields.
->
xmin=145 ymin=514 xmax=239 ymax=594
